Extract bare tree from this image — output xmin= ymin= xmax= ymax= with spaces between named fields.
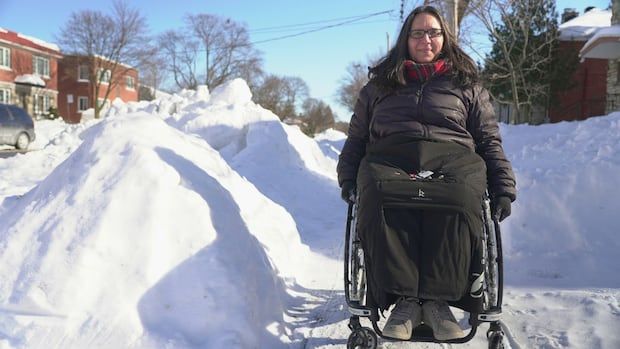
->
xmin=301 ymin=98 xmax=335 ymax=136
xmin=138 ymin=54 xmax=167 ymax=101
xmin=235 ymin=56 xmax=265 ymax=93
xmin=158 ymin=30 xmax=200 ymax=90
xmin=336 ymin=49 xmax=386 ymax=114
xmin=57 ymin=0 xmax=152 ymax=118
xmin=336 ymin=61 xmax=370 ymax=113
xmin=253 ymin=74 xmax=309 ymax=120
xmin=472 ymin=0 xmax=575 ymax=123
xmin=160 ymin=14 xmax=263 ymax=91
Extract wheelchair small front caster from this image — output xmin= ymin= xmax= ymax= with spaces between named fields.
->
xmin=347 ymin=327 xmax=377 ymax=349
xmin=487 ymin=329 xmax=505 ymax=349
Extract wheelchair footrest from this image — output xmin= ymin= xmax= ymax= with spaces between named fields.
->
xmin=347 ymin=301 xmax=373 ymax=317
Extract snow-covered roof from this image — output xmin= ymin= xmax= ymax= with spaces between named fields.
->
xmin=0 ymin=28 xmax=61 ymax=56
xmin=14 ymin=74 xmax=46 ymax=87
xmin=94 ymin=54 xmax=135 ymax=70
xmin=580 ymin=24 xmax=620 ymax=59
xmin=559 ymin=8 xmax=612 ymax=41
xmin=17 ymin=33 xmax=60 ymax=52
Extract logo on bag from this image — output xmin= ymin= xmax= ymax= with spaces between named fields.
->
xmin=412 ymin=188 xmax=431 ymax=201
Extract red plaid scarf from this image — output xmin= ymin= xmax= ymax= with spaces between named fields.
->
xmin=403 ymin=59 xmax=450 ymax=83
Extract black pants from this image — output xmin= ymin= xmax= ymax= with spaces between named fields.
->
xmin=378 ymin=208 xmax=472 ymax=302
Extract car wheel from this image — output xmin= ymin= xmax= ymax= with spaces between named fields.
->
xmin=15 ymin=132 xmax=30 ymax=150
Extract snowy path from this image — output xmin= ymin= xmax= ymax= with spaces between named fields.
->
xmin=297 ymin=272 xmax=620 ymax=348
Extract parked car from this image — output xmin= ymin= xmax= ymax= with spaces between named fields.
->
xmin=0 ymin=103 xmax=36 ymax=150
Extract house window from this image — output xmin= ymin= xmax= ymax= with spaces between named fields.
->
xmin=33 ymin=56 xmax=50 ymax=77
xmin=33 ymin=94 xmax=51 ymax=116
xmin=78 ymin=65 xmax=89 ymax=81
xmin=0 ymin=46 xmax=10 ymax=69
xmin=616 ymin=61 xmax=620 ymax=86
xmin=125 ymin=76 xmax=135 ymax=90
xmin=78 ymin=96 xmax=89 ymax=111
xmin=98 ymin=69 xmax=111 ymax=84
xmin=0 ymin=88 xmax=10 ymax=104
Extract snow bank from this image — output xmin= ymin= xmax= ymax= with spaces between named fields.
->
xmin=175 ymin=80 xmax=278 ymax=160
xmin=0 ymin=114 xmax=317 ymax=348
xmin=502 ymin=112 xmax=620 ymax=288
xmin=314 ymin=128 xmax=347 ymax=162
xmin=0 ymin=119 xmax=94 ymax=201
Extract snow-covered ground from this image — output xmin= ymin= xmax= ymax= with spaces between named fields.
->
xmin=0 ymin=79 xmax=618 ymax=348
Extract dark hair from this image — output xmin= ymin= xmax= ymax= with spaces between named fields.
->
xmin=369 ymin=5 xmax=478 ymax=89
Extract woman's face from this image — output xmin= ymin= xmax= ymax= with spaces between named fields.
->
xmin=407 ymin=13 xmax=444 ymax=63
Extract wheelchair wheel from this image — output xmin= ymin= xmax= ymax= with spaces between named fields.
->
xmin=349 ymin=239 xmax=366 ymax=302
xmin=482 ymin=197 xmax=501 ymax=310
xmin=347 ymin=327 xmax=377 ymax=349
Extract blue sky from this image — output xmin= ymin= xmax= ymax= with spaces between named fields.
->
xmin=0 ymin=0 xmax=612 ymax=121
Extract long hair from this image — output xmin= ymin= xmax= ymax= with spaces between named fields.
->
xmin=369 ymin=5 xmax=478 ymax=89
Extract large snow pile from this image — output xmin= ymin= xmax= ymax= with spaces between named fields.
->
xmin=501 ymin=115 xmax=620 ymax=288
xmin=0 ymin=78 xmax=619 ymax=348
xmin=0 ymin=80 xmax=339 ymax=348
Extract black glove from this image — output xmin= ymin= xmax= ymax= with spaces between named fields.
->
xmin=340 ymin=180 xmax=356 ymax=204
xmin=491 ymin=195 xmax=512 ymax=222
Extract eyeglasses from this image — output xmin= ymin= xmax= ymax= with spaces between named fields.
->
xmin=409 ymin=29 xmax=443 ymax=39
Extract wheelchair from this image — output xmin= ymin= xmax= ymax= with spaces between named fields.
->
xmin=343 ymin=193 xmax=506 ymax=349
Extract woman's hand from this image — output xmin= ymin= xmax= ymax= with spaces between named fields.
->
xmin=340 ymin=181 xmax=356 ymax=204
xmin=491 ymin=196 xmax=512 ymax=222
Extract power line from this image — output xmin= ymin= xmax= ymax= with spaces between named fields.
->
xmin=251 ymin=19 xmax=394 ymax=35
xmin=249 ymin=11 xmax=393 ymax=34
xmin=164 ymin=9 xmax=394 ymax=53
xmin=251 ymin=10 xmax=393 ymax=45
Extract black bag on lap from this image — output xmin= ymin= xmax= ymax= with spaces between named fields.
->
xmin=355 ymin=134 xmax=487 ymax=313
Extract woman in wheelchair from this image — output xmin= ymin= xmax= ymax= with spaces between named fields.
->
xmin=337 ymin=5 xmax=516 ymax=342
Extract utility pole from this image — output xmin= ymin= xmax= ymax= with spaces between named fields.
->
xmin=386 ymin=32 xmax=390 ymax=53
xmin=445 ymin=0 xmax=459 ymax=37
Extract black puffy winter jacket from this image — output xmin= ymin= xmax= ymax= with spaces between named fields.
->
xmin=337 ymin=75 xmax=517 ymax=201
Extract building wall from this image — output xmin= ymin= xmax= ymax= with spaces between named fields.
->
xmin=549 ymin=41 xmax=608 ymax=122
xmin=2 ymin=30 xmax=140 ymax=123
xmin=607 ymin=59 xmax=620 ymax=113
xmin=607 ymin=0 xmax=620 ymax=113
xmin=96 ymin=69 xmax=138 ymax=102
xmin=0 ymin=31 xmax=60 ymax=118
xmin=57 ymin=56 xmax=91 ymax=123
xmin=58 ymin=56 xmax=139 ymax=123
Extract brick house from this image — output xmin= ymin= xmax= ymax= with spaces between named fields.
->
xmin=58 ymin=55 xmax=139 ymax=123
xmin=0 ymin=28 xmax=62 ymax=118
xmin=580 ymin=0 xmax=620 ymax=114
xmin=549 ymin=7 xmax=612 ymax=123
